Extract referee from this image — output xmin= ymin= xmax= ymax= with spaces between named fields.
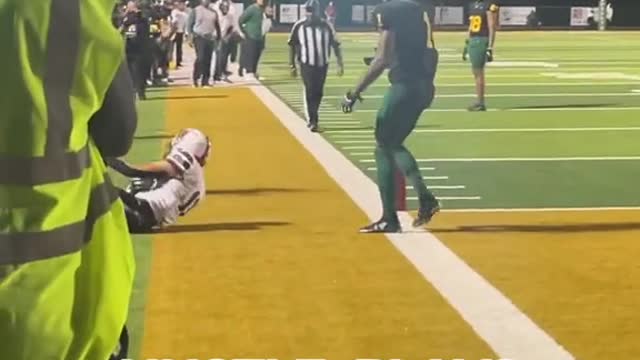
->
xmin=288 ymin=0 xmax=344 ymax=132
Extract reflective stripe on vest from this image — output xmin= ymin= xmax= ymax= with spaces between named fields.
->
xmin=0 ymin=176 xmax=119 ymax=265
xmin=0 ymin=0 xmax=85 ymax=186
xmin=0 ymin=0 xmax=123 ymax=265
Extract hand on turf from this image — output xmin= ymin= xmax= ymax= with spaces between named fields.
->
xmin=341 ymin=91 xmax=361 ymax=114
xmin=486 ymin=48 xmax=494 ymax=62
xmin=290 ymin=65 xmax=297 ymax=78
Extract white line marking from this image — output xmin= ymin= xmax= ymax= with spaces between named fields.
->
xmin=424 ymin=176 xmax=449 ymax=180
xmin=368 ymin=167 xmax=436 ymax=171
xmin=320 ymin=121 xmax=360 ymax=125
xmin=330 ymin=127 xmax=640 ymax=134
xmin=336 ymin=140 xmax=375 ymax=144
xmin=323 ymin=107 xmax=640 ymax=113
xmin=442 ymin=206 xmax=640 ymax=212
xmin=276 ymin=81 xmax=640 ymax=89
xmin=409 ymin=196 xmax=482 ymax=200
xmin=323 ymin=93 xmax=640 ymax=99
xmin=408 ymin=185 xmax=466 ymax=190
xmin=360 ymin=156 xmax=640 ymax=163
xmin=633 ymin=89 xmax=640 ymax=93
xmin=253 ymin=83 xmax=575 ymax=360
xmin=342 ymin=146 xmax=375 ymax=150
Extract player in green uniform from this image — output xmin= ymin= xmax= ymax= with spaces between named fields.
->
xmin=342 ymin=0 xmax=440 ymax=233
xmin=463 ymin=0 xmax=499 ymax=111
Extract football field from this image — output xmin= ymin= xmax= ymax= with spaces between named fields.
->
xmin=125 ymin=31 xmax=640 ymax=360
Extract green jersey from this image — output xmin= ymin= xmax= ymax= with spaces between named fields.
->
xmin=373 ymin=0 xmax=437 ymax=84
xmin=468 ymin=0 xmax=499 ymax=38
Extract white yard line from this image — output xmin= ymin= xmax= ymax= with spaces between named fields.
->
xmin=408 ymin=185 xmax=466 ymax=190
xmin=359 ymin=156 xmax=640 ymax=163
xmin=323 ymin=107 xmax=640 ymax=113
xmin=342 ymin=146 xmax=375 ymax=150
xmin=329 ymin=127 xmax=640 ymax=134
xmin=367 ymin=167 xmax=436 ymax=171
xmin=253 ymin=82 xmax=575 ymax=360
xmin=274 ymin=81 xmax=640 ymax=89
xmin=323 ymin=93 xmax=640 ymax=99
xmin=442 ymin=206 xmax=640 ymax=212
xmin=423 ymin=176 xmax=449 ymax=180
xmin=409 ymin=196 xmax=482 ymax=200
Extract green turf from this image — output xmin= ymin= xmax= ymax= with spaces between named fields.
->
xmin=111 ymin=89 xmax=168 ymax=359
xmin=261 ymin=31 xmax=640 ymax=209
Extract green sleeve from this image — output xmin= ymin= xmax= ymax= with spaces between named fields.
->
xmin=238 ymin=5 xmax=254 ymax=26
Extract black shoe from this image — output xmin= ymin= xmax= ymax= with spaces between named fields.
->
xmin=309 ymin=123 xmax=319 ymax=132
xmin=413 ymin=200 xmax=441 ymax=227
xmin=224 ymin=70 xmax=232 ymax=76
xmin=360 ymin=219 xmax=401 ymax=233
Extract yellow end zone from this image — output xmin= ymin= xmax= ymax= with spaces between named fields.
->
xmin=139 ymin=87 xmax=494 ymax=360
xmin=431 ymin=210 xmax=640 ymax=360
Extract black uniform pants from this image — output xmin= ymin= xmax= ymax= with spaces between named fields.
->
xmin=193 ymin=36 xmax=216 ymax=86
xmin=126 ymin=51 xmax=151 ymax=98
xmin=241 ymin=37 xmax=264 ymax=74
xmin=119 ymin=189 xmax=157 ymax=234
xmin=174 ymin=32 xmax=184 ymax=66
xmin=215 ymin=41 xmax=232 ymax=79
xmin=301 ymin=64 xmax=328 ymax=126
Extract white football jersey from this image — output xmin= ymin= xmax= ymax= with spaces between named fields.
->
xmin=135 ymin=148 xmax=206 ymax=227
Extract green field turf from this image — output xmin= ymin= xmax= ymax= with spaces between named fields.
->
xmin=260 ymin=31 xmax=640 ymax=209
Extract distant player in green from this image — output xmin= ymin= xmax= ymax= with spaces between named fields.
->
xmin=463 ymin=0 xmax=499 ymax=111
xmin=342 ymin=0 xmax=440 ymax=233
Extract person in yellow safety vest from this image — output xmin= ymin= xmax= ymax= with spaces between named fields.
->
xmin=0 ymin=1 xmax=138 ymax=359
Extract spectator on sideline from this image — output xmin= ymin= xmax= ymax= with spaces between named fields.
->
xmin=239 ymin=0 xmax=266 ymax=79
xmin=188 ymin=0 xmax=221 ymax=87
xmin=122 ymin=0 xmax=152 ymax=100
xmin=172 ymin=0 xmax=189 ymax=67
xmin=215 ymin=0 xmax=244 ymax=82
xmin=325 ymin=1 xmax=337 ymax=27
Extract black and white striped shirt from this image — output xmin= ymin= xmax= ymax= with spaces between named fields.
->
xmin=288 ymin=18 xmax=339 ymax=67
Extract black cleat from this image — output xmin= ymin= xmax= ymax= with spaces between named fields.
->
xmin=413 ymin=201 xmax=441 ymax=228
xmin=360 ymin=219 xmax=401 ymax=234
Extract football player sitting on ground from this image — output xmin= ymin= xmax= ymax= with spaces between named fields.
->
xmin=106 ymin=128 xmax=210 ymax=233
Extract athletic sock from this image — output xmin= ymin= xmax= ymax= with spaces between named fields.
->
xmin=393 ymin=146 xmax=436 ymax=206
xmin=374 ymin=146 xmax=400 ymax=225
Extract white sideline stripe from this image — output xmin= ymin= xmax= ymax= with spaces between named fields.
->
xmin=424 ymin=176 xmax=449 ymax=180
xmin=322 ymin=107 xmax=640 ymax=113
xmin=409 ymin=196 xmax=482 ymax=200
xmin=367 ymin=167 xmax=436 ymax=171
xmin=323 ymin=92 xmax=640 ymax=99
xmin=442 ymin=206 xmax=640 ymax=212
xmin=253 ymin=84 xmax=575 ymax=360
xmin=633 ymin=89 xmax=640 ymax=93
xmin=330 ymin=127 xmax=640 ymax=134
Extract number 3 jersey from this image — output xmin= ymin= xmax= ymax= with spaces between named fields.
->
xmin=134 ymin=148 xmax=206 ymax=227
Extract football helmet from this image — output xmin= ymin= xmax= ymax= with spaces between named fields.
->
xmin=170 ymin=128 xmax=212 ymax=166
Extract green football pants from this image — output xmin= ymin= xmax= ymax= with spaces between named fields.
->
xmin=374 ymin=81 xmax=437 ymax=223
xmin=0 ymin=200 xmax=135 ymax=360
xmin=468 ymin=36 xmax=489 ymax=69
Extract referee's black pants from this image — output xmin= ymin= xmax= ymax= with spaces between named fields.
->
xmin=301 ymin=64 xmax=328 ymax=126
